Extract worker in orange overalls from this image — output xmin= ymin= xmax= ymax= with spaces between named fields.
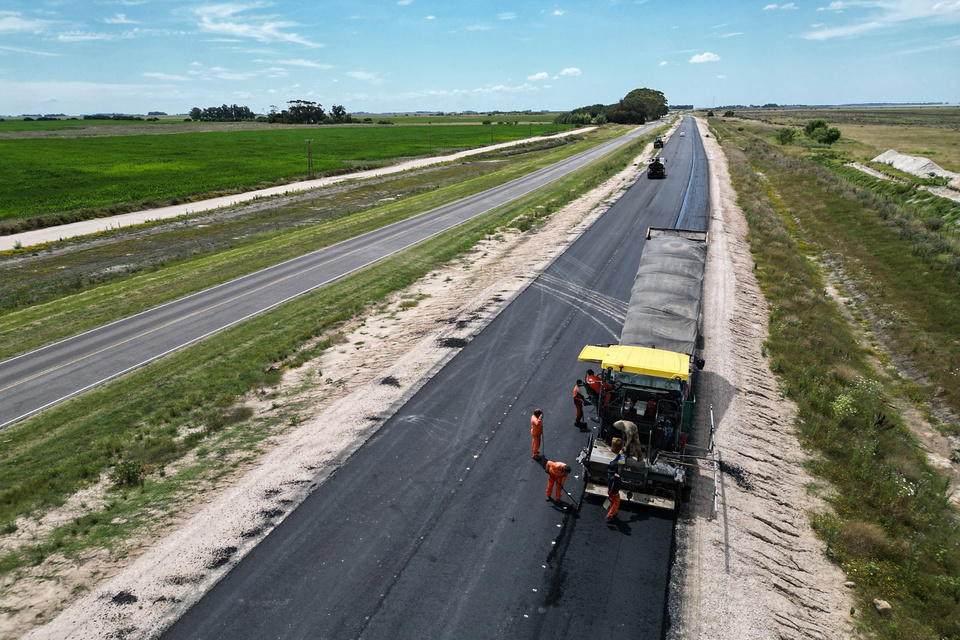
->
xmin=607 ymin=437 xmax=624 ymax=521
xmin=545 ymin=460 xmax=571 ymax=502
xmin=573 ymin=380 xmax=586 ymax=428
xmin=530 ymin=408 xmax=543 ymax=459
xmin=585 ymin=369 xmax=612 ymax=406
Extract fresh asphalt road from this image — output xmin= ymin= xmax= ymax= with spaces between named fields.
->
xmin=0 ymin=123 xmax=656 ymax=430
xmin=163 ymin=117 xmax=710 ymax=639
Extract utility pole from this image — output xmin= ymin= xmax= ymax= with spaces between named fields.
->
xmin=307 ymin=139 xmax=313 ymax=179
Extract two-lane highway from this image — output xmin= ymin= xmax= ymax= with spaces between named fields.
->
xmin=162 ymin=116 xmax=709 ymax=639
xmin=0 ymin=123 xmax=657 ymax=429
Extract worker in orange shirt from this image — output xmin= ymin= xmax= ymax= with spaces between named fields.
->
xmin=573 ymin=379 xmax=587 ymax=429
xmin=545 ymin=460 xmax=571 ymax=502
xmin=585 ymin=369 xmax=612 ymax=406
xmin=530 ymin=408 xmax=543 ymax=459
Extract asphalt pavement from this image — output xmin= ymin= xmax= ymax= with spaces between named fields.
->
xmin=161 ymin=116 xmax=710 ymax=639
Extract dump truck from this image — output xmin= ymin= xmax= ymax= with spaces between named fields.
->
xmin=576 ymin=228 xmax=714 ymax=510
xmin=647 ymin=156 xmax=666 ymax=179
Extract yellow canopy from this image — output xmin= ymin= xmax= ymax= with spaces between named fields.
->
xmin=578 ymin=344 xmax=689 ymax=381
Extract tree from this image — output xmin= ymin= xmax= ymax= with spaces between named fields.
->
xmin=189 ymin=107 xmax=202 ymax=120
xmin=804 ymin=118 xmax=841 ymax=145
xmin=723 ymin=110 xmax=735 ymax=117
xmin=284 ymin=100 xmax=325 ymax=124
xmin=804 ymin=118 xmax=828 ymax=137
xmin=330 ymin=104 xmax=347 ymax=123
xmin=776 ymin=128 xmax=796 ymax=145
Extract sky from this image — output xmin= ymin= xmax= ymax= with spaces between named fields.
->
xmin=1 ymin=0 xmax=958 ymax=116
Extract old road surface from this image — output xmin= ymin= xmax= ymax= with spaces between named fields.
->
xmin=0 ymin=123 xmax=658 ymax=429
xmin=162 ymin=116 xmax=710 ymax=639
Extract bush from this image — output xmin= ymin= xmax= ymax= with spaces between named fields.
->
xmin=723 ymin=110 xmax=735 ymax=117
xmin=110 ymin=460 xmax=145 ymax=488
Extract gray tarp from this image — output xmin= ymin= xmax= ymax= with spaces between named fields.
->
xmin=619 ymin=229 xmax=707 ymax=356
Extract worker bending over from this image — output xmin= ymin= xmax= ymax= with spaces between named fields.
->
xmin=545 ymin=460 xmax=571 ymax=502
xmin=612 ymin=419 xmax=643 ymax=459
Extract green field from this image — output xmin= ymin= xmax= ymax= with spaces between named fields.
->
xmin=0 ymin=123 xmax=571 ymax=225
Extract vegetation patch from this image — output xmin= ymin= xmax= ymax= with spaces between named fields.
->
xmin=711 ymin=115 xmax=960 ymax=639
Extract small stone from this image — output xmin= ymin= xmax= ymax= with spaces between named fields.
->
xmin=844 ymin=581 xmax=855 ymax=588
xmin=873 ymin=599 xmax=892 ymax=615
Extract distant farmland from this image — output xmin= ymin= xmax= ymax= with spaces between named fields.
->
xmin=0 ymin=123 xmax=571 ymax=224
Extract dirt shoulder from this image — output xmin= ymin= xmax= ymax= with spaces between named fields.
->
xmin=667 ymin=120 xmax=854 ymax=639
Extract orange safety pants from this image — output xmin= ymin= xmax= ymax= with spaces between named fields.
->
xmin=547 ymin=473 xmax=568 ymax=500
xmin=607 ymin=492 xmax=621 ymax=519
xmin=531 ymin=433 xmax=541 ymax=458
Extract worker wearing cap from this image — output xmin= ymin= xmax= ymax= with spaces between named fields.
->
xmin=612 ymin=419 xmax=643 ymax=460
xmin=607 ymin=438 xmax=624 ymax=521
xmin=530 ymin=409 xmax=543 ymax=459
xmin=573 ymin=380 xmax=586 ymax=428
xmin=545 ymin=460 xmax=571 ymax=502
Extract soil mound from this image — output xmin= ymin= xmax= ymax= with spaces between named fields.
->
xmin=872 ymin=149 xmax=957 ymax=180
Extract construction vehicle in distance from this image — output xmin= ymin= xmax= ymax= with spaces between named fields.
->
xmin=647 ymin=156 xmax=666 ymax=179
xmin=653 ymin=136 xmax=664 ymax=148
xmin=576 ymin=228 xmax=715 ymax=510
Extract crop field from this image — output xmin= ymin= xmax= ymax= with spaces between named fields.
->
xmin=0 ymin=122 xmax=571 ymax=223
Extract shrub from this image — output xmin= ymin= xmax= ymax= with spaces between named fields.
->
xmin=775 ymin=128 xmax=796 ymax=145
xmin=110 ymin=460 xmax=145 ymax=488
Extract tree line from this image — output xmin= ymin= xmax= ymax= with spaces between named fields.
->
xmin=188 ymin=100 xmax=352 ymax=125
xmin=554 ymin=88 xmax=669 ymax=126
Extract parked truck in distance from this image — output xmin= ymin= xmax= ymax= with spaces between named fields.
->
xmin=653 ymin=136 xmax=664 ymax=148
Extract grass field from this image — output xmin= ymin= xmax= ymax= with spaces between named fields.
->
xmin=731 ymin=105 xmax=960 ymax=171
xmin=710 ymin=114 xmax=960 ymax=639
xmin=0 ymin=123 xmax=571 ymax=225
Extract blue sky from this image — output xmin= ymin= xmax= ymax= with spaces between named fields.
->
xmin=1 ymin=0 xmax=958 ymax=116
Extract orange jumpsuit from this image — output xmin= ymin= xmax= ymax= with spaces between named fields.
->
xmin=586 ymin=374 xmax=612 ymax=406
xmin=530 ymin=412 xmax=543 ymax=458
xmin=572 ymin=384 xmax=584 ymax=426
xmin=546 ymin=461 xmax=569 ymax=500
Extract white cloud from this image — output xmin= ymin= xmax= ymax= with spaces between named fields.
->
xmin=764 ymin=2 xmax=798 ymax=8
xmin=498 ymin=12 xmax=517 ymax=20
xmin=553 ymin=10 xmax=566 ymax=16
xmin=103 ymin=13 xmax=139 ymax=24
xmin=0 ymin=44 xmax=61 ymax=56
xmin=763 ymin=3 xmax=779 ymax=9
xmin=193 ymin=3 xmax=321 ymax=48
xmin=689 ymin=51 xmax=721 ymax=63
xmin=347 ymin=70 xmax=380 ymax=83
xmin=528 ymin=72 xmax=549 ymax=81
xmin=805 ymin=0 xmax=960 ymax=40
xmin=717 ymin=74 xmax=727 ymax=78
xmin=659 ymin=60 xmax=667 ymax=66
xmin=142 ymin=72 xmax=191 ymax=81
xmin=58 ymin=31 xmax=116 ymax=42
xmin=720 ymin=31 xmax=743 ymax=37
xmin=425 ymin=15 xmax=435 ymax=20
xmin=559 ymin=67 xmax=581 ymax=76
xmin=397 ymin=0 xmax=413 ymax=5
xmin=0 ymin=12 xmax=53 ymax=33
xmin=275 ymin=58 xmax=332 ymax=69
xmin=466 ymin=24 xmax=492 ymax=30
